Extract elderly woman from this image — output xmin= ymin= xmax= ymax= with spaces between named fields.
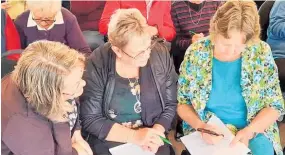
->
xmin=2 ymin=41 xmax=92 ymax=155
xmin=177 ymin=1 xmax=284 ymax=155
xmin=80 ymin=9 xmax=178 ymax=155
xmin=14 ymin=0 xmax=91 ymax=57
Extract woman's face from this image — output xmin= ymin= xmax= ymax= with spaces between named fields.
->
xmin=32 ymin=10 xmax=57 ymax=30
xmin=62 ymin=66 xmax=86 ymax=100
xmin=116 ymin=35 xmax=152 ymax=67
xmin=214 ymin=30 xmax=246 ymax=61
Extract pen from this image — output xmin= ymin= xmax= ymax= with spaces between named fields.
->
xmin=197 ymin=128 xmax=224 ymax=137
xmin=158 ymin=135 xmax=172 ymax=145
xmin=189 ymin=30 xmax=197 ymax=35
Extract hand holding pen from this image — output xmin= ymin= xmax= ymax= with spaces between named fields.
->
xmin=197 ymin=123 xmax=224 ymax=145
xmin=189 ymin=30 xmax=204 ymax=43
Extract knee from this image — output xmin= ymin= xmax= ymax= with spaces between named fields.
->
xmin=249 ymin=134 xmax=274 ymax=155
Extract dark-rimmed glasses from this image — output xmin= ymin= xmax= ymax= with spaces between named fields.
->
xmin=32 ymin=17 xmax=56 ymax=25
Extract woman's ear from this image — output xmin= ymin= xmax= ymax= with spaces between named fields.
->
xmin=111 ymin=46 xmax=122 ymax=58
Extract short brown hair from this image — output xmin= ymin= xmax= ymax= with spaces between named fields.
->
xmin=12 ymin=40 xmax=85 ymax=122
xmin=107 ymin=8 xmax=152 ymax=49
xmin=210 ymin=1 xmax=260 ymax=43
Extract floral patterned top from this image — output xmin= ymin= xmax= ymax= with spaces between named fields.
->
xmin=178 ymin=37 xmax=285 ymax=155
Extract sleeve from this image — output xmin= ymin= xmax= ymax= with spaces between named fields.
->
xmin=98 ymin=0 xmax=120 ymax=35
xmin=66 ymin=15 xmax=92 ymax=56
xmin=262 ymin=43 xmax=285 ymax=116
xmin=5 ymin=13 xmax=21 ymax=60
xmin=155 ymin=46 xmax=178 ymax=131
xmin=177 ymin=46 xmax=193 ymax=105
xmin=170 ymin=4 xmax=191 ymax=51
xmin=14 ymin=15 xmax=27 ymax=49
xmin=2 ymin=115 xmax=57 ymax=155
xmin=79 ymin=51 xmax=116 ymax=140
xmin=268 ymin=2 xmax=285 ymax=39
xmin=75 ymin=100 xmax=81 ymax=130
xmin=157 ymin=1 xmax=176 ymax=41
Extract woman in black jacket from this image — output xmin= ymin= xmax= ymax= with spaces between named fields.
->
xmin=80 ymin=8 xmax=178 ymax=155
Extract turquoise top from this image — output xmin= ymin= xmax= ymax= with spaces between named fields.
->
xmin=205 ymin=57 xmax=247 ymax=129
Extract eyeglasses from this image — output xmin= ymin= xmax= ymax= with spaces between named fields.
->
xmin=32 ymin=17 xmax=56 ymax=25
xmin=120 ymin=36 xmax=165 ymax=60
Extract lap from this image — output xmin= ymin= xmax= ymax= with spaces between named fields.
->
xmin=249 ymin=134 xmax=274 ymax=155
xmin=87 ymin=135 xmax=174 ymax=155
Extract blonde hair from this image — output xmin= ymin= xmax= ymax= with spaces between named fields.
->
xmin=12 ymin=40 xmax=85 ymax=122
xmin=107 ymin=8 xmax=151 ymax=48
xmin=27 ymin=0 xmax=61 ymax=16
xmin=210 ymin=0 xmax=260 ymax=43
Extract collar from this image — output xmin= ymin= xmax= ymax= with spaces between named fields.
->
xmin=27 ymin=11 xmax=64 ymax=31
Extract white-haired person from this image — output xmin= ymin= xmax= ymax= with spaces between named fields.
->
xmin=80 ymin=8 xmax=178 ymax=155
xmin=2 ymin=41 xmax=92 ymax=155
xmin=14 ymin=0 xmax=91 ymax=56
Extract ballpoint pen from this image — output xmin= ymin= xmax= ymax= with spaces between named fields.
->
xmin=197 ymin=128 xmax=224 ymax=137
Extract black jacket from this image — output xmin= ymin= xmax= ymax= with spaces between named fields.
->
xmin=80 ymin=42 xmax=178 ymax=140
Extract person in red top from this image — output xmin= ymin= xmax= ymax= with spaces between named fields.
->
xmin=99 ymin=0 xmax=176 ymax=41
xmin=1 ymin=9 xmax=21 ymax=60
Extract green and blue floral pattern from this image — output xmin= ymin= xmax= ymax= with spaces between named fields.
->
xmin=178 ymin=37 xmax=285 ymax=155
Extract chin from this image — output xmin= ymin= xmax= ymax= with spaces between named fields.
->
xmin=136 ymin=61 xmax=148 ymax=67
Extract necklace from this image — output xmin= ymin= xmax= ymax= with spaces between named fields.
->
xmin=128 ymin=78 xmax=141 ymax=113
xmin=187 ymin=1 xmax=205 ymax=25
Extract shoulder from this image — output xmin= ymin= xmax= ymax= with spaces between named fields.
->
xmin=171 ymin=1 xmax=185 ymax=9
xmin=14 ymin=10 xmax=30 ymax=26
xmin=185 ymin=37 xmax=212 ymax=57
xmin=88 ymin=43 xmax=113 ymax=69
xmin=61 ymin=8 xmax=77 ymax=24
xmin=150 ymin=41 xmax=174 ymax=73
xmin=246 ymin=40 xmax=272 ymax=57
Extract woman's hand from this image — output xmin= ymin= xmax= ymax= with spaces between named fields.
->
xmin=191 ymin=33 xmax=204 ymax=43
xmin=230 ymin=127 xmax=255 ymax=147
xmin=152 ymin=124 xmax=165 ymax=133
xmin=72 ymin=143 xmax=91 ymax=155
xmin=199 ymin=123 xmax=223 ymax=145
xmin=129 ymin=128 xmax=164 ymax=153
xmin=72 ymin=130 xmax=93 ymax=155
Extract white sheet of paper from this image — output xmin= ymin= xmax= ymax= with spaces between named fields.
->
xmin=109 ymin=143 xmax=155 ymax=155
xmin=180 ymin=115 xmax=251 ymax=155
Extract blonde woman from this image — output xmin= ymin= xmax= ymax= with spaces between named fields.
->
xmin=177 ymin=1 xmax=284 ymax=155
xmin=1 ymin=41 xmax=92 ymax=155
xmin=80 ymin=9 xmax=178 ymax=155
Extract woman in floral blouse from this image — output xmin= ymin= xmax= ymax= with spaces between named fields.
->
xmin=177 ymin=1 xmax=284 ymax=155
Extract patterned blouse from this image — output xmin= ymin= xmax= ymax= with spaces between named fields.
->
xmin=178 ymin=37 xmax=285 ymax=155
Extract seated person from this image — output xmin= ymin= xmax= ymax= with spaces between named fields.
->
xmin=266 ymin=1 xmax=285 ymax=92
xmin=71 ymin=1 xmax=106 ymax=51
xmin=177 ymin=1 xmax=284 ymax=155
xmin=2 ymin=40 xmax=92 ymax=155
xmin=171 ymin=0 xmax=222 ymax=73
xmin=1 ymin=9 xmax=21 ymax=60
xmin=80 ymin=8 xmax=178 ymax=155
xmin=14 ymin=0 xmax=91 ymax=56
xmin=99 ymin=0 xmax=176 ymax=42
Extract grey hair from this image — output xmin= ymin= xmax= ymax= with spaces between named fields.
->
xmin=26 ymin=0 xmax=61 ymax=15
